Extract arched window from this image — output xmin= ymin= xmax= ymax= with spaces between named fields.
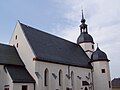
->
xmin=59 ymin=70 xmax=63 ymax=86
xmin=44 ymin=68 xmax=49 ymax=86
xmin=15 ymin=35 xmax=17 ymax=40
xmin=92 ymin=45 xmax=94 ymax=49
xmin=84 ymin=87 xmax=88 ymax=90
xmin=16 ymin=43 xmax=18 ymax=48
xmin=71 ymin=71 xmax=74 ymax=86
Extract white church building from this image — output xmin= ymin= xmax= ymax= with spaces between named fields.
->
xmin=0 ymin=12 xmax=112 ymax=90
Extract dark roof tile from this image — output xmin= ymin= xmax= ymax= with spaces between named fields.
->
xmin=6 ymin=65 xmax=35 ymax=83
xmin=0 ymin=43 xmax=24 ymax=66
xmin=77 ymin=32 xmax=94 ymax=44
xmin=20 ymin=23 xmax=91 ymax=68
xmin=91 ymin=47 xmax=109 ymax=61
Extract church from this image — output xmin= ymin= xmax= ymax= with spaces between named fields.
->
xmin=0 ymin=11 xmax=112 ymax=90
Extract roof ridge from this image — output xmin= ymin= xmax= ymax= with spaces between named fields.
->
xmin=19 ymin=22 xmax=79 ymax=46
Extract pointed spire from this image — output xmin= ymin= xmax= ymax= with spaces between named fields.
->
xmin=80 ymin=9 xmax=88 ymax=33
xmin=82 ymin=9 xmax=84 ymax=19
xmin=81 ymin=9 xmax=86 ymax=23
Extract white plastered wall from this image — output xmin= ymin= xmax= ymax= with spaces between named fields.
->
xmin=80 ymin=43 xmax=94 ymax=58
xmin=0 ymin=65 xmax=13 ymax=90
xmin=35 ymin=61 xmax=92 ymax=90
xmin=70 ymin=66 xmax=92 ymax=90
xmin=13 ymin=83 xmax=34 ymax=90
xmin=91 ymin=61 xmax=112 ymax=90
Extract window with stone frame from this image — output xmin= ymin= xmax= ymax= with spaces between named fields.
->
xmin=22 ymin=85 xmax=28 ymax=90
xmin=59 ymin=70 xmax=63 ymax=86
xmin=101 ymin=69 xmax=105 ymax=73
xmin=44 ymin=68 xmax=49 ymax=86
xmin=4 ymin=88 xmax=9 ymax=90
xmin=15 ymin=35 xmax=17 ymax=40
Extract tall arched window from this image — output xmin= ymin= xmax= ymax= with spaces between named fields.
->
xmin=71 ymin=71 xmax=74 ymax=86
xmin=44 ymin=68 xmax=49 ymax=86
xmin=84 ymin=87 xmax=88 ymax=90
xmin=59 ymin=70 xmax=63 ymax=86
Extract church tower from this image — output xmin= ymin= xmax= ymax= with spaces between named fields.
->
xmin=91 ymin=46 xmax=112 ymax=90
xmin=77 ymin=10 xmax=94 ymax=58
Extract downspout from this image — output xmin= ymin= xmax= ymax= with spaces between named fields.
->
xmin=34 ymin=83 xmax=36 ymax=90
xmin=91 ymin=69 xmax=94 ymax=90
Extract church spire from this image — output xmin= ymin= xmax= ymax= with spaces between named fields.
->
xmin=80 ymin=9 xmax=88 ymax=33
xmin=77 ymin=9 xmax=94 ymax=58
xmin=81 ymin=9 xmax=86 ymax=23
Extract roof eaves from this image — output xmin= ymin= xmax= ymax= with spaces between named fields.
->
xmin=33 ymin=57 xmax=92 ymax=69
xmin=90 ymin=59 xmax=110 ymax=63
xmin=13 ymin=80 xmax=35 ymax=83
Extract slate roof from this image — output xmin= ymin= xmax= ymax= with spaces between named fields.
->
xmin=91 ymin=47 xmax=109 ymax=62
xmin=0 ymin=43 xmax=24 ymax=66
xmin=112 ymin=78 xmax=120 ymax=88
xmin=6 ymin=65 xmax=35 ymax=83
xmin=77 ymin=32 xmax=94 ymax=44
xmin=20 ymin=22 xmax=92 ymax=68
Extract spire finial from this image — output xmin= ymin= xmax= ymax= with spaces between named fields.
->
xmin=97 ymin=43 xmax=100 ymax=49
xmin=81 ymin=9 xmax=86 ymax=23
xmin=82 ymin=9 xmax=84 ymax=19
xmin=80 ymin=9 xmax=88 ymax=33
xmin=97 ymin=43 xmax=98 ymax=48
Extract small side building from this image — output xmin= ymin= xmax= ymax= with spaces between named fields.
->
xmin=0 ymin=44 xmax=35 ymax=90
xmin=112 ymin=78 xmax=120 ymax=90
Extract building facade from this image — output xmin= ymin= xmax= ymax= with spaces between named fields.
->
xmin=0 ymin=12 xmax=111 ymax=90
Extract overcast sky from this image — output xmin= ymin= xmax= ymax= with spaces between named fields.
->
xmin=0 ymin=0 xmax=120 ymax=79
